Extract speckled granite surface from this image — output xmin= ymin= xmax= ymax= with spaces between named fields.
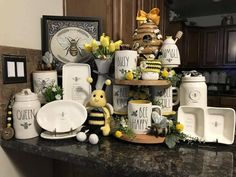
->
xmin=1 ymin=136 xmax=236 ymax=177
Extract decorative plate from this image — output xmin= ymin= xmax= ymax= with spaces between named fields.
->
xmin=36 ymin=100 xmax=87 ymax=133
xmin=50 ymin=27 xmax=93 ymax=64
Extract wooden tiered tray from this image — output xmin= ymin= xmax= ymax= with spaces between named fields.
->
xmin=114 ymin=79 xmax=171 ymax=88
xmin=118 ymin=134 xmax=165 ymax=144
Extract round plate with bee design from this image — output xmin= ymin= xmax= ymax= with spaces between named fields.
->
xmin=50 ymin=27 xmax=93 ymax=64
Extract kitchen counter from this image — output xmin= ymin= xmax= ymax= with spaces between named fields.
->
xmin=1 ymin=136 xmax=236 ymax=177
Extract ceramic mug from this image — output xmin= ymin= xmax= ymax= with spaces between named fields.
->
xmin=115 ymin=50 xmax=138 ymax=80
xmin=128 ymin=100 xmax=161 ymax=134
xmin=33 ymin=70 xmax=58 ymax=104
xmin=113 ymin=85 xmax=130 ymax=114
xmin=151 ymin=86 xmax=179 ymax=115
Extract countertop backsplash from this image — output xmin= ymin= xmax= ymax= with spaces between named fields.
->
xmin=0 ymin=45 xmax=41 ymax=132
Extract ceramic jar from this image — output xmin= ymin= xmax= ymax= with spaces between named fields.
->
xmin=160 ymin=36 xmax=180 ymax=68
xmin=180 ymin=76 xmax=207 ymax=107
xmin=33 ymin=70 xmax=58 ymax=103
xmin=13 ymin=89 xmax=41 ymax=139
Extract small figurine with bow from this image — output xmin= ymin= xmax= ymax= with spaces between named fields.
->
xmin=76 ymin=78 xmax=113 ymax=144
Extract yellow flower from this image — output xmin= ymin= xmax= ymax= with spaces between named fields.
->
xmin=84 ymin=43 xmax=92 ymax=52
xmin=100 ymin=35 xmax=110 ymax=47
xmin=114 ymin=130 xmax=122 ymax=138
xmin=91 ymin=39 xmax=99 ymax=52
xmin=125 ymin=70 xmax=134 ymax=80
xmin=114 ymin=40 xmax=123 ymax=49
xmin=109 ymin=42 xmax=116 ymax=52
xmin=170 ymin=70 xmax=176 ymax=76
xmin=161 ymin=69 xmax=169 ymax=78
xmin=176 ymin=123 xmax=184 ymax=132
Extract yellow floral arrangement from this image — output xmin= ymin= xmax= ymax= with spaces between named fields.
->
xmin=84 ymin=33 xmax=123 ymax=60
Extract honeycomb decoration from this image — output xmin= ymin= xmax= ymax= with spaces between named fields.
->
xmin=132 ymin=8 xmax=163 ymax=60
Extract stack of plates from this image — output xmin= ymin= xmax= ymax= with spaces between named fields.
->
xmin=178 ymin=106 xmax=235 ymax=144
xmin=37 ymin=100 xmax=87 ymax=140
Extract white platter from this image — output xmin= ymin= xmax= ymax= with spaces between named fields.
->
xmin=177 ymin=106 xmax=235 ymax=144
xmin=62 ymin=63 xmax=92 ymax=105
xmin=37 ymin=100 xmax=87 ymax=133
xmin=177 ymin=106 xmax=205 ymax=140
xmin=205 ymin=107 xmax=235 ymax=144
xmin=40 ymin=127 xmax=81 ymax=140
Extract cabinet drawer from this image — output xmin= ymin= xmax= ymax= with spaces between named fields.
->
xmin=220 ymin=96 xmax=236 ymax=110
xmin=208 ymin=96 xmax=220 ymax=107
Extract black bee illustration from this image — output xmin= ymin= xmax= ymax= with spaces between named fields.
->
xmin=21 ymin=122 xmax=32 ymax=129
xmin=115 ymin=90 xmax=119 ymax=96
xmin=34 ymin=78 xmax=52 ymax=92
xmin=66 ymin=37 xmax=82 ymax=56
xmin=72 ymin=76 xmax=80 ymax=82
xmin=58 ymin=36 xmax=83 ymax=57
xmin=131 ymin=110 xmax=138 ymax=116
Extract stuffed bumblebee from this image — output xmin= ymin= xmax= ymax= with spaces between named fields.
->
xmin=76 ymin=78 xmax=113 ymax=144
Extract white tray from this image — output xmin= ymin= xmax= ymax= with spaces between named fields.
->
xmin=177 ymin=106 xmax=205 ymax=140
xmin=205 ymin=107 xmax=235 ymax=144
xmin=177 ymin=106 xmax=235 ymax=144
xmin=37 ymin=100 xmax=87 ymax=133
xmin=62 ymin=63 xmax=92 ymax=105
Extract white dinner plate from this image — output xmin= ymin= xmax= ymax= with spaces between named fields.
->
xmin=40 ymin=127 xmax=82 ymax=140
xmin=62 ymin=63 xmax=92 ymax=106
xmin=37 ymin=100 xmax=87 ymax=133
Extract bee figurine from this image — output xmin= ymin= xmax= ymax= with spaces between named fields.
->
xmin=76 ymin=78 xmax=113 ymax=144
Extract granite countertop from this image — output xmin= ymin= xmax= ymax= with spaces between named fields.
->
xmin=1 ymin=136 xmax=236 ymax=177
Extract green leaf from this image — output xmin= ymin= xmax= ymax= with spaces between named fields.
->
xmin=165 ymin=134 xmax=178 ymax=149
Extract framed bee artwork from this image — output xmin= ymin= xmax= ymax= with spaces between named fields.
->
xmin=42 ymin=15 xmax=101 ymax=72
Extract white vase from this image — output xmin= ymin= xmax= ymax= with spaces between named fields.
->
xmin=95 ymin=59 xmax=112 ymax=89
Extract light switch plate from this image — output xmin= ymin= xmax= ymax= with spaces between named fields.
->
xmin=2 ymin=54 xmax=27 ymax=84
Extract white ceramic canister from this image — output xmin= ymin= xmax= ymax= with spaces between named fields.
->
xmin=13 ymin=89 xmax=41 ymax=139
xmin=160 ymin=36 xmax=180 ymax=68
xmin=180 ymin=76 xmax=207 ymax=107
xmin=33 ymin=70 xmax=58 ymax=103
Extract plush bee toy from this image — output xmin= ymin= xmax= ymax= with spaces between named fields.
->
xmin=76 ymin=78 xmax=113 ymax=144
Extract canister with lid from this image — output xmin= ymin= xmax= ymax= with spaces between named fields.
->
xmin=13 ymin=89 xmax=41 ymax=139
xmin=180 ymin=75 xmax=207 ymax=107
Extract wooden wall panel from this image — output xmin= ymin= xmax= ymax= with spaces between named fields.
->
xmin=112 ymin=0 xmax=137 ymax=44
xmin=64 ymin=0 xmax=167 ymax=44
xmin=64 ymin=0 xmax=113 ymax=37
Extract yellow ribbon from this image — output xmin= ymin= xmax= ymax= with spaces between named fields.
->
xmin=136 ymin=8 xmax=160 ymax=25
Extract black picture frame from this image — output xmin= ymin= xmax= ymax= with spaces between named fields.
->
xmin=41 ymin=15 xmax=101 ymax=72
xmin=2 ymin=54 xmax=27 ymax=84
